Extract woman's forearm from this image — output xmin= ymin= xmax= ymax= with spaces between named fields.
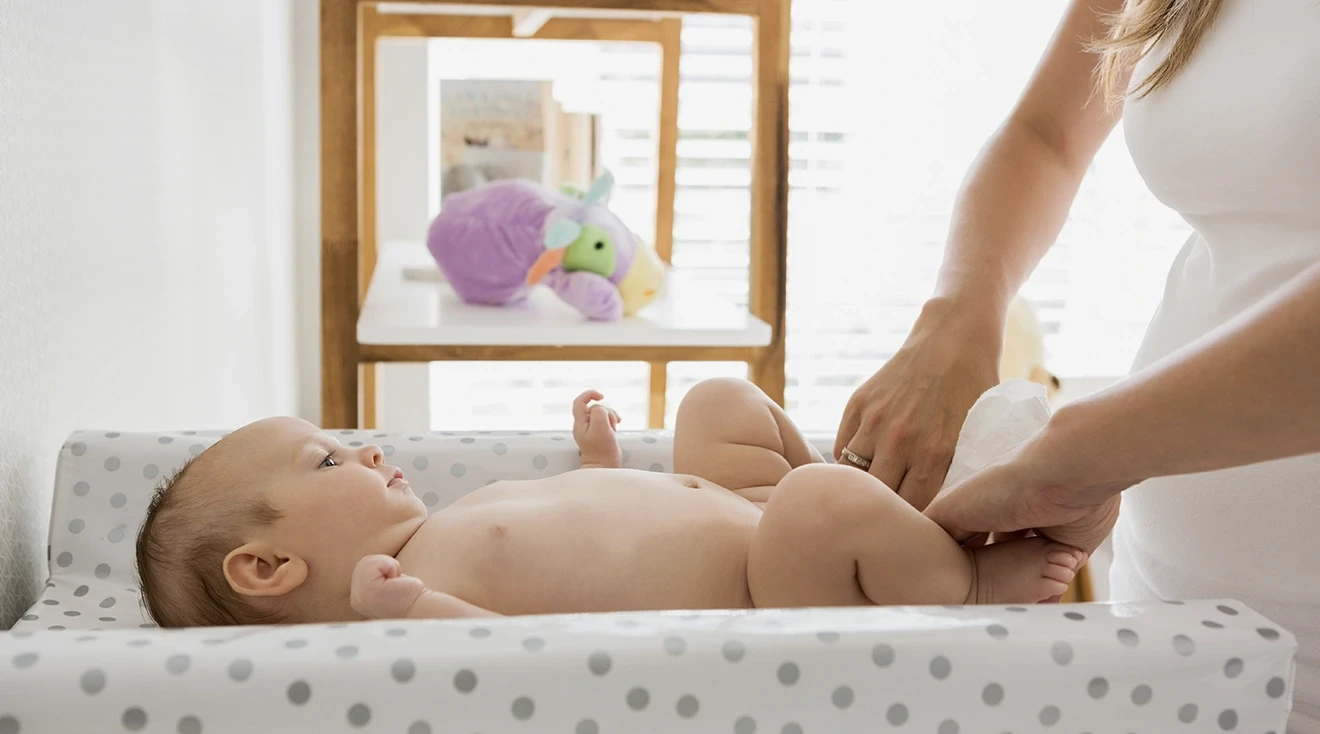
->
xmin=934 ymin=118 xmax=1090 ymax=321
xmin=1052 ymin=262 xmax=1320 ymax=491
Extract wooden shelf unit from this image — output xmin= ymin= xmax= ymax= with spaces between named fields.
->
xmin=320 ymin=0 xmax=791 ymax=429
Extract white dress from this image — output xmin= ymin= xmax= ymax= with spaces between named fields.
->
xmin=1110 ymin=1 xmax=1320 ymax=731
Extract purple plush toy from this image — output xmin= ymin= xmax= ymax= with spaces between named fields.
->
xmin=426 ymin=171 xmax=665 ymax=321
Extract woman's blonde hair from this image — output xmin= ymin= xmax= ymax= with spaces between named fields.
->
xmin=1090 ymin=0 xmax=1225 ymax=104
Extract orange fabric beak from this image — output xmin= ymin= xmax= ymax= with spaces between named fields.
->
xmin=526 ymin=248 xmax=566 ymax=285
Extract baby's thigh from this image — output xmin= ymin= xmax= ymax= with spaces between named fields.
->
xmin=747 ymin=465 xmax=875 ymax=608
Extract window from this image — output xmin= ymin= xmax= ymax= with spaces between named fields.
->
xmin=425 ymin=1 xmax=1191 ymax=432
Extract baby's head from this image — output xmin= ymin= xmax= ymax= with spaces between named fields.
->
xmin=135 ymin=417 xmax=427 ymax=627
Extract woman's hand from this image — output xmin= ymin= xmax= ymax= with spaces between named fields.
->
xmin=572 ymin=390 xmax=623 ymax=469
xmin=835 ymin=301 xmax=1002 ymax=510
xmin=923 ymin=416 xmax=1131 ymax=554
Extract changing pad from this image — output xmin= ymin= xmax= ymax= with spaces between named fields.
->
xmin=1 ymin=429 xmax=1300 ymax=733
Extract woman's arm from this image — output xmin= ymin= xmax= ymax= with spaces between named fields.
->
xmin=926 ymin=262 xmax=1320 ymax=552
xmin=835 ymin=0 xmax=1129 ymax=509
xmin=1051 ymin=261 xmax=1320 ymax=492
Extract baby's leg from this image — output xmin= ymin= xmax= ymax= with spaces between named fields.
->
xmin=748 ymin=464 xmax=1083 ymax=607
xmin=674 ymin=378 xmax=823 ymax=500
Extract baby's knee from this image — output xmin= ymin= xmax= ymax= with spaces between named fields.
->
xmin=677 ymin=377 xmax=767 ymax=422
xmin=771 ymin=464 xmax=882 ymax=527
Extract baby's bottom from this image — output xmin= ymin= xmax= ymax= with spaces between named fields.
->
xmin=674 ymin=378 xmax=1081 ymax=606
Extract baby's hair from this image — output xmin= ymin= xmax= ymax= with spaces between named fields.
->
xmin=135 ymin=454 xmax=285 ymax=627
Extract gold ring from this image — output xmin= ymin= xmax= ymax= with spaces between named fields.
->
xmin=840 ymin=447 xmax=872 ymax=470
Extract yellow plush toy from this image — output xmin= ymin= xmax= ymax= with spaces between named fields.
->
xmin=1001 ymin=295 xmax=1062 ymax=402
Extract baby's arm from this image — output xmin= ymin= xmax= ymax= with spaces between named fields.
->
xmin=351 ymin=555 xmax=499 ymax=620
xmin=572 ymin=390 xmax=623 ymax=469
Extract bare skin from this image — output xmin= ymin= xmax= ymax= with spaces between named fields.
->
xmin=351 ymin=379 xmax=1083 ymax=621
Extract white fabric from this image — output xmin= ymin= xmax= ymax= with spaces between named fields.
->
xmin=1111 ymin=1 xmax=1320 ymax=732
xmin=0 ymin=429 xmax=1300 ymax=732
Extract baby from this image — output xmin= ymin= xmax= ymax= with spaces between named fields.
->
xmin=135 ymin=378 xmax=1083 ymax=626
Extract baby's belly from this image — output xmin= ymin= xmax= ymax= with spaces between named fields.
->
xmin=396 ymin=470 xmax=763 ymax=615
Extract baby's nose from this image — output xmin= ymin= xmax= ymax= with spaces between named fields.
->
xmin=356 ymin=444 xmax=384 ymax=467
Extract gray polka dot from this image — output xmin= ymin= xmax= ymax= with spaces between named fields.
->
xmin=723 ymin=640 xmax=746 ymax=662
xmin=938 ymin=720 xmax=960 ymax=734
xmin=493 ymin=443 xmax=508 ymax=455
xmin=95 ymin=597 xmax=117 ymax=611
xmin=1118 ymin=628 xmax=1140 ymax=647
xmin=335 ymin=646 xmax=358 ymax=659
xmin=1267 ymin=677 xmax=1286 ymax=698
xmin=73 ymin=481 xmax=90 ymax=496
xmin=128 ymin=639 xmax=151 ymax=648
xmin=872 ymin=643 xmax=895 ymax=667
xmin=13 ymin=653 xmax=38 ymax=669
xmin=46 ymin=626 xmax=65 ymax=631
xmin=649 ymin=463 xmax=664 ymax=472
xmin=576 ymin=720 xmax=600 ymax=734
xmin=930 ymin=655 xmax=952 ymax=679
xmin=1217 ymin=604 xmax=1239 ymax=616
xmin=340 ymin=430 xmax=354 ymax=435
xmin=105 ymin=457 xmax=121 ymax=472
xmin=1132 ymin=684 xmax=1153 ymax=705
xmin=1064 ymin=611 xmax=1085 ymax=621
xmin=382 ymin=445 xmax=394 ymax=456
xmin=1224 ymin=658 xmax=1243 ymax=678
xmin=735 ymin=716 xmax=757 ymax=734
xmin=987 ymin=624 xmax=1009 ymax=640
xmin=391 ymin=659 xmax=416 ymax=682
xmin=287 ymin=681 xmax=311 ymax=705
xmin=143 ymin=465 xmax=159 ymax=480
xmin=74 ymin=585 xmax=90 ymax=597
xmin=1005 ymin=606 xmax=1027 ymax=612
xmin=677 ymin=695 xmax=700 ymax=718
xmin=1173 ymin=634 xmax=1196 ymax=656
xmin=413 ymin=456 xmax=429 ymax=471
xmin=108 ymin=527 xmax=126 ymax=543
xmin=533 ymin=455 xmax=548 ymax=470
xmin=106 ymin=432 xmax=120 ymax=438
xmin=777 ymin=662 xmax=800 ymax=685
xmin=1258 ymin=627 xmax=1281 ymax=641
xmin=284 ymin=639 xmax=307 ymax=650
xmin=781 ymin=725 xmax=803 ymax=734
xmin=983 ymin=683 xmax=1004 ymax=706
xmin=627 ymin=687 xmax=650 ymax=710
xmin=422 ymin=492 xmax=438 ymax=507
xmin=832 ymin=686 xmax=854 ymax=708
xmin=621 ymin=450 xmax=631 ymax=463
xmin=887 ymin=703 xmax=909 ymax=725
xmin=42 ymin=599 xmax=57 ymax=606
xmin=56 ymin=552 xmax=73 ymax=568
xmin=69 ymin=519 xmax=85 ymax=534
xmin=587 ymin=651 xmax=611 ymax=675
xmin=95 ymin=563 xmax=111 ymax=579
xmin=451 ymin=463 xmax=466 ymax=477
xmin=20 ymin=614 xmax=36 ymax=621
xmin=348 ymin=441 xmax=363 ymax=447
xmin=122 ymin=707 xmax=147 ymax=731
xmin=469 ymin=627 xmax=490 ymax=639
xmin=63 ymin=611 xmax=80 ymax=617
xmin=409 ymin=436 xmax=422 ymax=441
xmin=158 ymin=437 xmax=173 ymax=444
xmin=1088 ymin=677 xmax=1109 ymax=699
xmin=1039 ymin=705 xmax=1060 ymax=726
xmin=346 ymin=704 xmax=370 ymax=727
xmin=454 ymin=669 xmax=477 ymax=693
xmin=71 ymin=442 xmax=86 ymax=456
xmin=166 ymin=655 xmax=190 ymax=674
xmin=99 ymin=617 xmax=115 ymax=623
xmin=1179 ymin=704 xmax=1199 ymax=723
xmin=460 ymin=437 xmax=476 ymax=444
xmin=1204 ymin=620 xmax=1225 ymax=629
xmin=177 ymin=715 xmax=202 ymax=734
xmin=0 ymin=716 xmax=18 ymax=734
xmin=1051 ymin=641 xmax=1074 ymax=665
xmin=816 ymin=631 xmax=839 ymax=644
xmin=407 ymin=722 xmax=431 ymax=734
xmin=665 ymin=637 xmax=686 ymax=655
xmin=1219 ymin=709 xmax=1238 ymax=730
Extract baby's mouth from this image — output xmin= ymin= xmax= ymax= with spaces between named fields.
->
xmin=387 ymin=468 xmax=408 ymax=489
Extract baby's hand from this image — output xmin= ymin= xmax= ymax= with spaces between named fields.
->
xmin=350 ymin=555 xmax=427 ymax=620
xmin=572 ymin=390 xmax=622 ymax=469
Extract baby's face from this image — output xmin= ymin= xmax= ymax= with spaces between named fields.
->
xmin=223 ymin=418 xmax=428 ymax=599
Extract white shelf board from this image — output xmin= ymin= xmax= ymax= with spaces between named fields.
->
xmin=358 ymin=241 xmax=772 ymax=348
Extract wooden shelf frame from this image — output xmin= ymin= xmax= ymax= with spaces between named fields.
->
xmin=320 ymin=0 xmax=790 ymax=429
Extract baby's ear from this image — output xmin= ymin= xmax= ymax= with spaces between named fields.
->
xmin=223 ymin=543 xmax=308 ymax=598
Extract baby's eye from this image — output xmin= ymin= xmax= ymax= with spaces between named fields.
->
xmin=320 ymin=454 xmax=339 ymax=469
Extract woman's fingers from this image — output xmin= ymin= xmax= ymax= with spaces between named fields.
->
xmin=924 ymin=466 xmax=1026 ymax=544
xmin=833 ymin=402 xmax=862 ymax=462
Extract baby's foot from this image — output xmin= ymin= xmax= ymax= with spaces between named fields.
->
xmin=964 ymin=538 xmax=1085 ymax=605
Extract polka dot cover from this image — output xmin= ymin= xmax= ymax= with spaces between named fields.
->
xmin=0 ymin=430 xmax=1298 ymax=733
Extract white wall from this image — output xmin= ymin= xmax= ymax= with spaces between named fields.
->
xmin=0 ymin=1 xmax=299 ymax=628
